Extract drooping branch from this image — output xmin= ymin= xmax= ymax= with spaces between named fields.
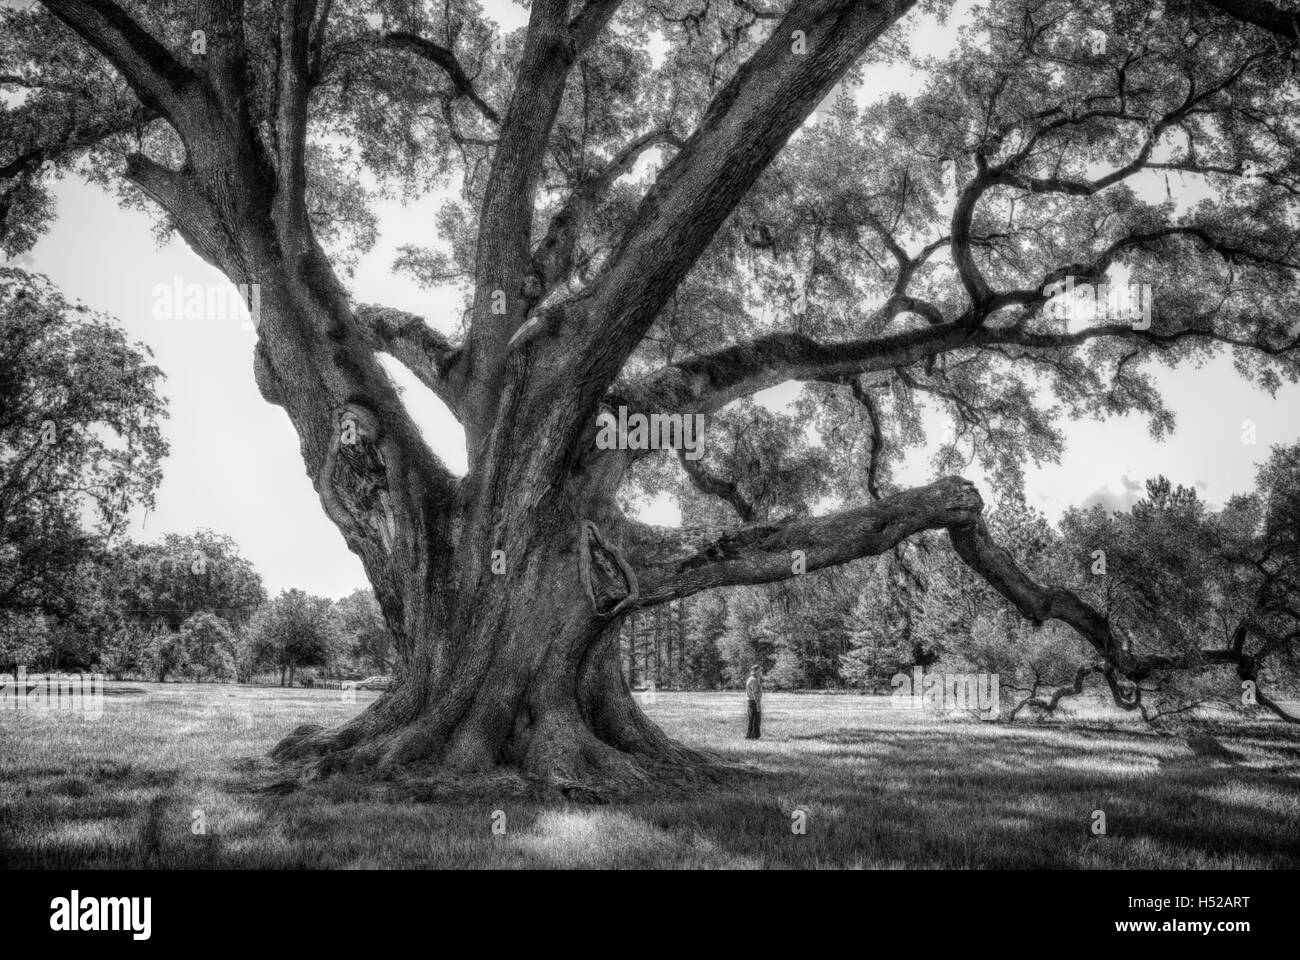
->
xmin=946 ymin=519 xmax=1300 ymax=723
xmin=1235 ymin=625 xmax=1300 ymax=723
xmin=948 ymin=517 xmax=1129 ymax=666
xmin=1252 ymin=677 xmax=1300 ymax=723
xmin=628 ymin=458 xmax=1299 ymax=719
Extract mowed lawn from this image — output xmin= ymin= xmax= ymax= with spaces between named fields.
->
xmin=1 ymin=683 xmax=1298 ymax=868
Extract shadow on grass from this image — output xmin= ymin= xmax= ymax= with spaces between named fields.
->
xmin=2 ymin=690 xmax=1298 ymax=868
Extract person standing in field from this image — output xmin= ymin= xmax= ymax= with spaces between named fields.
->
xmin=745 ymin=665 xmax=763 ymax=740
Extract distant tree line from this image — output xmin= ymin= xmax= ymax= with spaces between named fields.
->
xmin=0 ymin=270 xmax=392 ymax=686
xmin=0 ymin=525 xmax=394 ymax=685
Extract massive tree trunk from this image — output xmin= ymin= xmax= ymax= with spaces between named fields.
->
xmin=271 ymin=561 xmax=707 ymax=787
xmin=266 ymin=469 xmax=993 ymax=787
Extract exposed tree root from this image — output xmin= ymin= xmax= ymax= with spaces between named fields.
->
xmin=267 ymin=683 xmax=742 ymax=804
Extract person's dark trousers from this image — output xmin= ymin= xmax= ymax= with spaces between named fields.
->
xmin=746 ymin=699 xmax=761 ymax=739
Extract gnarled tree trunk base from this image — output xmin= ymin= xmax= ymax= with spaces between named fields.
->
xmin=267 ymin=709 xmax=739 ymax=803
xmin=267 ymin=618 xmax=742 ymax=803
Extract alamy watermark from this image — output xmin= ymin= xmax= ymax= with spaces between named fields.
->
xmin=50 ymin=891 xmax=150 ymax=940
xmin=1042 ymin=276 xmax=1152 ymax=330
xmin=0 ymin=667 xmax=104 ymax=720
xmin=890 ymin=667 xmax=1000 ymax=719
xmin=128 ymin=552 xmax=218 ymax=578
xmin=151 ymin=277 xmax=261 ymax=331
xmin=595 ymin=406 xmax=705 ymax=460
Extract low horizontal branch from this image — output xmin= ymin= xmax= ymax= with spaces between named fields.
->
xmin=626 ymin=476 xmax=984 ymax=604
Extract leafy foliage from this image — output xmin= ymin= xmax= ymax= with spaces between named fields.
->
xmin=248 ymin=589 xmax=345 ymax=686
xmin=0 ymin=269 xmax=167 ymax=667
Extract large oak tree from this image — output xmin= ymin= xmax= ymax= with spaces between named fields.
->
xmin=5 ymin=0 xmax=1300 ymax=791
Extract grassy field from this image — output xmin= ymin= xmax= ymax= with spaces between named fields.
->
xmin=1 ymin=682 xmax=1298 ymax=868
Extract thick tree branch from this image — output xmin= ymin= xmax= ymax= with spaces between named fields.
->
xmin=946 ymin=520 xmax=1300 ymax=721
xmin=564 ymin=0 xmax=916 ymax=441
xmin=627 ymin=475 xmax=981 ymax=604
xmin=1204 ymin=0 xmax=1300 ymax=40
xmin=458 ymin=0 xmax=585 ymax=443
xmin=532 ymin=127 xmax=685 ymax=293
xmin=847 ymin=375 xmax=885 ymax=499
xmin=274 ymin=0 xmax=315 ymax=239
xmin=198 ymin=0 xmax=255 ymax=131
xmin=627 ymin=213 xmax=1300 ymax=418
xmin=570 ymin=0 xmax=628 ymax=54
xmin=123 ymin=154 xmax=232 ymax=271
xmin=948 ymin=518 xmax=1129 ymax=665
xmin=675 ymin=447 xmax=755 ymax=521
xmin=40 ymin=0 xmax=200 ymax=122
xmin=625 ymin=321 xmax=977 ymax=416
xmin=354 ymin=304 xmax=462 ymax=414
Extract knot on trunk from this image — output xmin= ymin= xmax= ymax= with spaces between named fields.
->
xmin=578 ymin=520 xmax=638 ymax=617
xmin=319 ymin=402 xmax=396 ymax=555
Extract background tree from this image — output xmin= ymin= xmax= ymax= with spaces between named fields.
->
xmin=111 ymin=531 xmax=267 ymax=632
xmin=99 ymin=619 xmax=160 ymax=680
xmin=718 ymin=590 xmax=776 ymax=687
xmin=10 ymin=0 xmax=1300 ymax=790
xmin=0 ymin=268 xmax=167 ymax=663
xmin=249 ymin=589 xmax=344 ymax=687
xmin=177 ymin=611 xmax=238 ymax=682
xmin=335 ymin=587 xmax=393 ymax=676
xmin=223 ymin=624 xmax=263 ymax=684
xmin=1062 ymin=452 xmax=1300 ymax=721
xmin=150 ymin=628 xmax=190 ymax=683
xmin=841 ymin=554 xmax=925 ymax=690
xmin=0 ymin=611 xmax=52 ymax=672
xmin=680 ymin=594 xmax=727 ymax=690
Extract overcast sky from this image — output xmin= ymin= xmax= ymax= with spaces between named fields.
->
xmin=9 ymin=1 xmax=1299 ymax=598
